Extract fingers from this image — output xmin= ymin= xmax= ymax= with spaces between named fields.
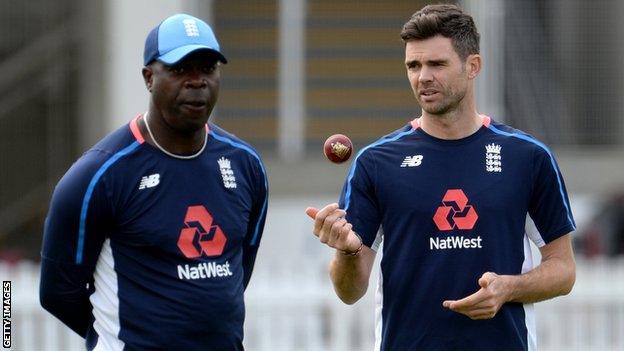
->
xmin=443 ymin=272 xmax=506 ymax=320
xmin=444 ymin=295 xmax=497 ymax=320
xmin=452 ymin=306 xmax=498 ymax=320
xmin=320 ymin=210 xmax=346 ymax=243
xmin=444 ymin=289 xmax=487 ymax=310
xmin=321 ymin=210 xmax=346 ymax=238
xmin=342 ymin=223 xmax=353 ymax=238
xmin=327 ymin=218 xmax=347 ymax=246
xmin=306 ymin=203 xmax=355 ymax=251
xmin=311 ymin=203 xmax=338 ymax=235
xmin=478 ymin=272 xmax=496 ymax=289
xmin=305 ymin=207 xmax=319 ymax=219
xmin=468 ymin=308 xmax=499 ymax=320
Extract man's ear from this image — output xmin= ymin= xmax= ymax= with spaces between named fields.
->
xmin=142 ymin=66 xmax=153 ymax=92
xmin=466 ymin=54 xmax=481 ymax=80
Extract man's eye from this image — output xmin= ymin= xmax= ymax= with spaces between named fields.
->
xmin=171 ymin=67 xmax=184 ymax=74
xmin=203 ymin=65 xmax=217 ymax=73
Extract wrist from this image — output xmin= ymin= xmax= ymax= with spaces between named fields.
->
xmin=501 ymin=274 xmax=519 ymax=302
xmin=340 ymin=233 xmax=363 ymax=256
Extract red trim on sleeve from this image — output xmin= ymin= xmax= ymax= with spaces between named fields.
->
xmin=129 ymin=115 xmax=145 ymax=144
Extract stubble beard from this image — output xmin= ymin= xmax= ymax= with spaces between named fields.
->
xmin=419 ymin=88 xmax=466 ymax=117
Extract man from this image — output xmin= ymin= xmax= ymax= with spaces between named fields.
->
xmin=306 ymin=4 xmax=575 ymax=350
xmin=40 ymin=14 xmax=268 ymax=350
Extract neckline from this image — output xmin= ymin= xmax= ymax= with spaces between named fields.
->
xmin=142 ymin=112 xmax=209 ymax=159
xmin=410 ymin=114 xmax=492 ymax=145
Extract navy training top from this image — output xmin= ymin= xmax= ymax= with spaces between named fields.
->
xmin=40 ymin=115 xmax=268 ymax=350
xmin=340 ymin=116 xmax=575 ymax=351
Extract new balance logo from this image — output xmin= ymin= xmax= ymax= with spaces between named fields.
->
xmin=139 ymin=174 xmax=160 ymax=189
xmin=182 ymin=19 xmax=200 ymax=37
xmin=400 ymin=155 xmax=423 ymax=167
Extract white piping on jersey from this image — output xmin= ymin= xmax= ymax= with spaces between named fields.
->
xmin=521 ymin=234 xmax=538 ymax=351
xmin=371 ymin=227 xmax=384 ymax=252
xmin=91 ymin=239 xmax=124 ymax=351
xmin=373 ymin=235 xmax=384 ymax=351
xmin=525 ymin=215 xmax=546 ymax=248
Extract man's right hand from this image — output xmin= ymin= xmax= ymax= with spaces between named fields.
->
xmin=305 ymin=203 xmax=362 ymax=254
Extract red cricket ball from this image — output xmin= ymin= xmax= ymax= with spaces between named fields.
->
xmin=323 ymin=134 xmax=353 ymax=164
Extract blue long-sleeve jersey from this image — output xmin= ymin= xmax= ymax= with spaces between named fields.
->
xmin=340 ymin=116 xmax=575 ymax=351
xmin=40 ymin=116 xmax=268 ymax=350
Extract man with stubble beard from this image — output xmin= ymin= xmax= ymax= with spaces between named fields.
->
xmin=306 ymin=4 xmax=575 ymax=350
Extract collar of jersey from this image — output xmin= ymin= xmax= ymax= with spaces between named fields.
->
xmin=410 ymin=114 xmax=492 ymax=145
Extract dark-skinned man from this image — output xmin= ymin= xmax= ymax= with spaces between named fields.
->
xmin=40 ymin=14 xmax=268 ymax=350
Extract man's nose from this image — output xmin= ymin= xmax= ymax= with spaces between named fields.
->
xmin=418 ymin=66 xmax=434 ymax=83
xmin=184 ymin=70 xmax=208 ymax=89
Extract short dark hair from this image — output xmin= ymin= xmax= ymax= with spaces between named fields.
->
xmin=400 ymin=4 xmax=480 ymax=61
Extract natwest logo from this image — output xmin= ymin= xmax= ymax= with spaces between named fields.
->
xmin=177 ymin=205 xmax=227 ymax=258
xmin=433 ymin=189 xmax=478 ymax=231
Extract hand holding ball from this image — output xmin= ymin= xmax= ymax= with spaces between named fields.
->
xmin=323 ymin=134 xmax=353 ymax=164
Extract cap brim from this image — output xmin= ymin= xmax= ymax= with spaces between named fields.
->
xmin=157 ymin=44 xmax=228 ymax=65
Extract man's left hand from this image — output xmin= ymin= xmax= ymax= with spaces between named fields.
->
xmin=442 ymin=272 xmax=511 ymax=320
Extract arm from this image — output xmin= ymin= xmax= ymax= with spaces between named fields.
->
xmin=306 ymin=204 xmax=376 ymax=304
xmin=507 ymin=233 xmax=575 ymax=302
xmin=242 ymin=243 xmax=260 ymax=290
xmin=241 ymin=154 xmax=269 ymax=289
xmin=40 ymin=151 xmax=110 ymax=336
xmin=443 ymin=233 xmax=575 ymax=320
xmin=40 ymin=258 xmax=95 ymax=337
xmin=329 ymin=244 xmax=376 ymax=304
xmin=307 ymin=150 xmax=381 ymax=303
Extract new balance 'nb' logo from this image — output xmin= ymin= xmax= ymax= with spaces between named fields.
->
xmin=139 ymin=174 xmax=160 ymax=189
xmin=401 ymin=155 xmax=423 ymax=167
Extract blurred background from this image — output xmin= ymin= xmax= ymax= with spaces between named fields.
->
xmin=1 ymin=0 xmax=623 ymax=350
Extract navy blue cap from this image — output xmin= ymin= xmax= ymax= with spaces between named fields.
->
xmin=144 ymin=14 xmax=227 ymax=66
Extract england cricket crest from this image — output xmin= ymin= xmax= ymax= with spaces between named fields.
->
xmin=218 ymin=157 xmax=237 ymax=189
xmin=485 ymin=143 xmax=502 ymax=173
